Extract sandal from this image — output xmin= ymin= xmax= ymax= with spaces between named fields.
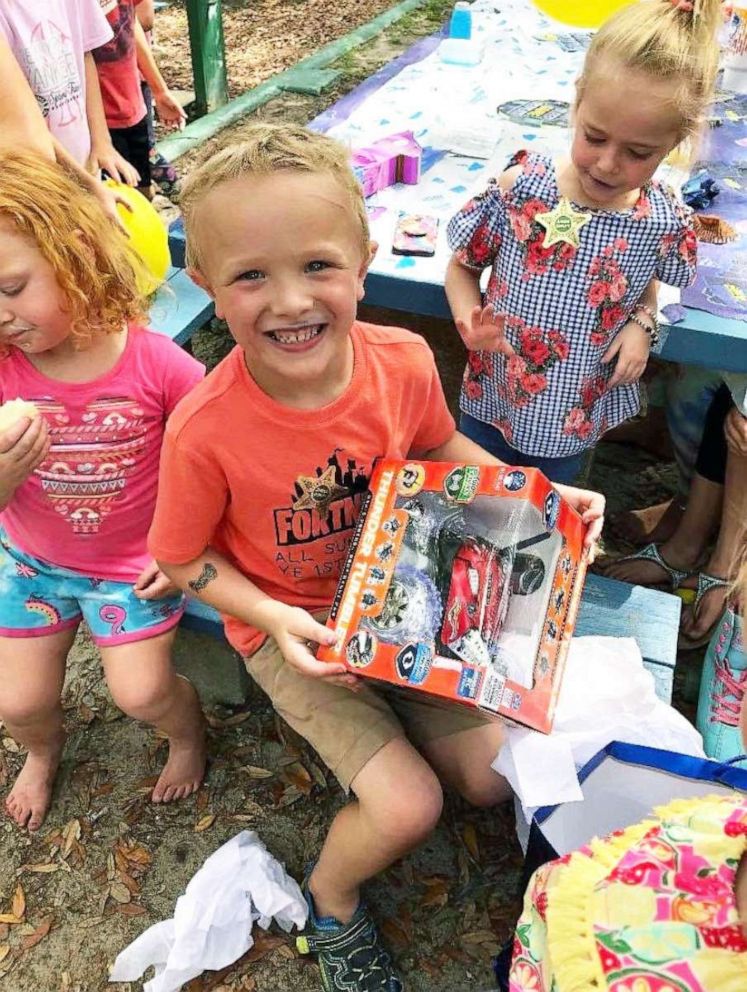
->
xmin=678 ymin=571 xmax=731 ymax=651
xmin=605 ymin=542 xmax=689 ymax=591
xmin=297 ymin=880 xmax=403 ymax=992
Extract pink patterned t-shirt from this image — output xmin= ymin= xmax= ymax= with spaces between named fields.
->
xmin=0 ymin=0 xmax=112 ymax=164
xmin=0 ymin=326 xmax=204 ymax=581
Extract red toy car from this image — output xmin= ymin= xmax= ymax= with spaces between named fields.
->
xmin=440 ymin=540 xmax=512 ymax=663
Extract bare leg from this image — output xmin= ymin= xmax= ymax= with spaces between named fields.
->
xmin=308 ymin=737 xmax=443 ymax=923
xmin=421 ymin=719 xmax=511 ymax=807
xmin=0 ymin=628 xmax=76 ymax=831
xmin=101 ymin=629 xmax=206 ymax=803
xmin=604 ymin=472 xmax=722 ymax=587
xmin=609 ymin=498 xmax=684 ymax=547
xmin=681 ymin=448 xmax=747 ymax=643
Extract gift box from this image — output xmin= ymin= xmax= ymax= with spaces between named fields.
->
xmin=351 ymin=131 xmax=422 ymax=198
xmin=318 ymin=459 xmax=589 ymax=733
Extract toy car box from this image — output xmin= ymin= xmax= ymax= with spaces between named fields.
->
xmin=318 ymin=459 xmax=589 ymax=734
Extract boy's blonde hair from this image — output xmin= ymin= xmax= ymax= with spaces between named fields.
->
xmin=0 ymin=154 xmax=145 ymax=355
xmin=180 ymin=122 xmax=370 ymax=271
xmin=578 ymin=0 xmax=723 ymax=140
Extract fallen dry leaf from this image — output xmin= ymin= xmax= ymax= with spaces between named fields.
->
xmin=276 ymin=785 xmax=303 ymax=808
xmin=2 ymin=737 xmax=19 ymax=753
xmin=244 ymin=931 xmax=285 ymax=963
xmin=116 ymin=903 xmax=147 ymax=917
xmin=11 ymin=885 xmax=25 ymax=921
xmin=281 ymin=762 xmax=313 ymax=796
xmin=117 ymin=871 xmax=141 ymax=895
xmin=461 ymin=929 xmax=499 ymax=945
xmin=240 ymin=765 xmax=273 ymax=779
xmin=462 ymin=823 xmax=480 ymax=862
xmin=420 ymin=877 xmax=448 ymax=909
xmin=0 ymin=915 xmax=20 ymax=926
xmin=134 ymin=775 xmax=159 ymax=793
xmin=21 ymin=916 xmax=52 ymax=950
xmin=120 ymin=840 xmax=152 ymax=867
xmin=108 ymin=881 xmax=132 ymax=905
xmin=61 ymin=819 xmax=81 ymax=859
xmin=194 ymin=813 xmax=216 ymax=833
xmin=0 ymin=945 xmax=9 ymax=964
xmin=380 ymin=918 xmax=409 ymax=949
xmin=23 ymin=863 xmax=59 ymax=874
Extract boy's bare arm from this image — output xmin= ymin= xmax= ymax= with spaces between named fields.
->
xmin=421 ymin=432 xmax=605 ymax=548
xmin=158 ymin=549 xmax=351 ymax=682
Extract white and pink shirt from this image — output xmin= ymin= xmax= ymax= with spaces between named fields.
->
xmin=0 ymin=326 xmax=204 ymax=581
xmin=0 ymin=0 xmax=113 ymax=164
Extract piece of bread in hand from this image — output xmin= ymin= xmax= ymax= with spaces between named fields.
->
xmin=0 ymin=399 xmax=38 ymax=431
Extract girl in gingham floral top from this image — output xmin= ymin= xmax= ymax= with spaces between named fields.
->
xmin=445 ymin=0 xmax=721 ymax=483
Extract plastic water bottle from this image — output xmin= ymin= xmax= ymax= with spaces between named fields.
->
xmin=450 ymin=1 xmax=472 ymax=40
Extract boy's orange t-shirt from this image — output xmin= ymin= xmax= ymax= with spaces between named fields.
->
xmin=148 ymin=321 xmax=455 ymax=656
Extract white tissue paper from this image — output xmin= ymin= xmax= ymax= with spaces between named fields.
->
xmin=492 ymin=636 xmax=705 ymax=817
xmin=109 ymin=831 xmax=308 ymax=992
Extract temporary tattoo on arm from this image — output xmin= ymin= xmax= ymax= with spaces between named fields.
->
xmin=188 ymin=563 xmax=217 ymax=594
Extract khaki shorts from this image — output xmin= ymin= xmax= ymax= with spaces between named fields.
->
xmin=245 ymin=632 xmax=491 ymax=792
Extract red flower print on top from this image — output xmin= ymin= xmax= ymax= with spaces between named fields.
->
xmin=563 ymin=373 xmax=608 ymax=441
xmin=500 ymin=318 xmax=570 ymax=408
xmin=456 ymin=216 xmax=501 ymax=269
xmin=586 ymin=241 xmax=630 ymax=347
xmin=632 ymin=189 xmax=652 ymax=220
xmin=462 ymin=350 xmax=495 ymax=402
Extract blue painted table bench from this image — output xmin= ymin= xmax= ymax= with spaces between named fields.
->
xmin=180 ymin=572 xmax=681 ymax=705
xmin=149 ymin=265 xmax=214 ymax=345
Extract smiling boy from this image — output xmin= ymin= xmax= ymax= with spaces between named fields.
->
xmin=148 ymin=122 xmax=603 ymax=992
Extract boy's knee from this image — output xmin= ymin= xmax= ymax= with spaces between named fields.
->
xmin=367 ymin=774 xmax=444 ymax=844
xmin=457 ymin=770 xmax=512 ymax=809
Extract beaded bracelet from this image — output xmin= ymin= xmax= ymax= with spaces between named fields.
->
xmin=628 ymin=305 xmax=660 ymax=349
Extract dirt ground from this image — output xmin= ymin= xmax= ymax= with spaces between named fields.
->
xmin=0 ymin=2 xmax=695 ymax=991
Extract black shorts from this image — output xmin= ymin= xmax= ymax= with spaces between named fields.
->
xmin=108 ymin=115 xmax=152 ymax=189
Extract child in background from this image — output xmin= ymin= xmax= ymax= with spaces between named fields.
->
xmin=94 ymin=0 xmax=185 ymax=200
xmin=147 ymin=122 xmax=604 ymax=992
xmin=0 ymin=154 xmax=206 ymax=833
xmin=136 ymin=0 xmax=181 ymax=200
xmin=445 ymin=0 xmax=722 ymax=484
xmin=0 ymin=0 xmax=139 ymax=224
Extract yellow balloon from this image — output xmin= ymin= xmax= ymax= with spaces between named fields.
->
xmin=532 ymin=0 xmax=632 ymax=30
xmin=104 ymin=180 xmax=170 ymax=296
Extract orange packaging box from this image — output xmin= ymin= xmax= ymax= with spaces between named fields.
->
xmin=318 ymin=459 xmax=589 ymax=733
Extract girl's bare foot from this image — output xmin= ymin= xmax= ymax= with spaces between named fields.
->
xmin=602 ymin=539 xmax=696 ymax=588
xmin=5 ymin=733 xmax=65 ymax=832
xmin=151 ymin=731 xmax=206 ymax=803
xmin=608 ymin=498 xmax=683 ymax=546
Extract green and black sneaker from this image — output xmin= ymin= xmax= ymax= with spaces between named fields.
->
xmin=297 ymin=884 xmax=403 ymax=992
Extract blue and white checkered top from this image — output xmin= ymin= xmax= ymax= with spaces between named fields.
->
xmin=447 ymin=150 xmax=696 ymax=458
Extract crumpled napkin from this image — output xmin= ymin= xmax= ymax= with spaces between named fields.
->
xmin=493 ymin=636 xmax=705 ymax=815
xmin=109 ymin=831 xmax=308 ymax=992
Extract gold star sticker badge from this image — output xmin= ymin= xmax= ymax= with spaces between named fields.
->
xmin=292 ymin=465 xmax=348 ymax=519
xmin=535 ymin=196 xmax=591 ymax=249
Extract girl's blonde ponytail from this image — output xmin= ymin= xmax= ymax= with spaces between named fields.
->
xmin=578 ymin=0 xmax=724 ymax=139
